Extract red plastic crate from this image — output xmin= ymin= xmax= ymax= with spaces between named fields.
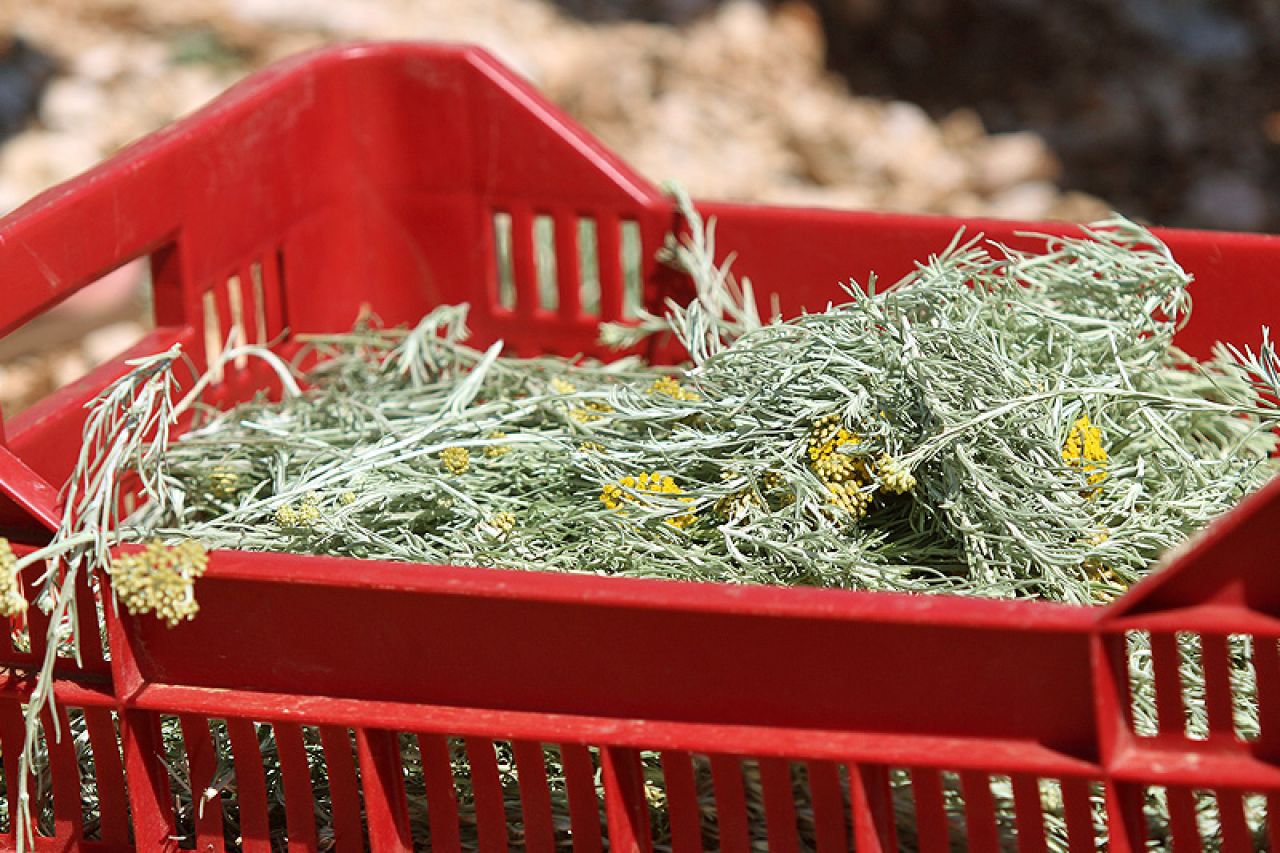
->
xmin=0 ymin=41 xmax=1279 ymax=852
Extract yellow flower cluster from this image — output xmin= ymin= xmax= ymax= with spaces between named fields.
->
xmin=807 ymin=415 xmax=872 ymax=519
xmin=760 ymin=470 xmax=795 ymax=506
xmin=806 ymin=415 xmax=917 ymax=521
xmin=812 ymin=453 xmax=866 ymax=484
xmin=550 ymin=377 xmax=577 ymax=394
xmin=714 ymin=489 xmax=765 ymax=521
xmin=484 ymin=431 xmax=511 ymax=458
xmin=276 ymin=493 xmax=322 ymax=527
xmin=649 ymin=375 xmax=700 ymax=402
xmin=490 ymin=511 xmax=516 ymax=535
xmin=601 ymin=472 xmax=697 ymax=529
xmin=110 ymin=540 xmax=209 ymax=627
xmin=600 ymin=472 xmax=675 ymax=508
xmin=1082 ymin=529 xmax=1118 ymax=596
xmin=807 ymin=414 xmax=860 ymax=462
xmin=875 ymin=453 xmax=917 ymax=494
xmin=208 ymin=465 xmax=240 ymax=499
xmin=714 ymin=468 xmax=798 ymax=520
xmin=441 ymin=446 xmax=471 ymax=475
xmin=570 ymin=402 xmax=612 ymax=424
xmin=578 ymin=441 xmax=604 ymax=453
xmin=339 ymin=491 xmax=357 ymax=506
xmin=1062 ymin=413 xmax=1108 ymax=490
xmin=0 ymin=539 xmax=26 ymax=617
xmin=825 ymin=481 xmax=873 ymax=517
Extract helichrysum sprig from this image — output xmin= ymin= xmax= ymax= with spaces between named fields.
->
xmin=484 ymin=431 xmax=511 ymax=458
xmin=110 ymin=540 xmax=209 ymax=627
xmin=207 ymin=465 xmax=241 ymax=498
xmin=601 ymin=472 xmax=697 ymax=529
xmin=714 ymin=488 xmax=765 ymax=521
xmin=874 ymin=454 xmax=917 ymax=495
xmin=486 ymin=512 xmax=516 ymax=538
xmin=1062 ymin=413 xmax=1108 ymax=491
xmin=550 ymin=377 xmax=576 ymax=394
xmin=569 ymin=401 xmax=612 ymax=424
xmin=807 ymin=414 xmax=859 ymax=461
xmin=649 ymin=375 xmax=699 ymax=401
xmin=440 ymin=446 xmax=471 ymax=475
xmin=807 ymin=415 xmax=868 ymax=483
xmin=276 ymin=493 xmax=322 ymax=527
xmin=804 ymin=414 xmax=884 ymax=520
xmin=824 ymin=481 xmax=873 ymax=520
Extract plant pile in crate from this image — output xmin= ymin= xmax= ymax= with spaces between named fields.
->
xmin=6 ymin=191 xmax=1280 ymax=849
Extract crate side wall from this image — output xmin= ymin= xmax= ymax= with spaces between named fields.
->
xmin=118 ymin=560 xmax=1100 ymax=754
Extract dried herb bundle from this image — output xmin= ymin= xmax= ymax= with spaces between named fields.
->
xmin=132 ymin=208 xmax=1280 ymax=608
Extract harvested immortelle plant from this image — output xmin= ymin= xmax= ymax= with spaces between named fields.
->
xmin=136 ymin=202 xmax=1280 ymax=609
xmin=10 ymin=190 xmax=1280 ymax=850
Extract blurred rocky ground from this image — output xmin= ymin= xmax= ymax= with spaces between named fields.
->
xmin=559 ymin=0 xmax=1280 ymax=233
xmin=806 ymin=0 xmax=1280 ymax=234
xmin=0 ymin=0 xmax=1107 ymax=415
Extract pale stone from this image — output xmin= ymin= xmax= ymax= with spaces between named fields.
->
xmin=0 ymin=131 xmax=101 ymax=189
xmin=0 ymin=362 xmax=46 ymax=416
xmin=73 ymin=42 xmax=130 ymax=83
xmin=82 ymin=322 xmax=149 ymax=367
xmin=50 ymin=351 xmax=90 ymax=389
xmin=40 ymin=78 xmax=106 ymax=134
xmin=942 ymin=191 xmax=987 ymax=218
xmin=1 ymin=0 xmax=1108 ymax=230
xmin=974 ymin=132 xmax=1059 ymax=193
xmin=985 ymin=181 xmax=1061 ymax=221
xmin=1048 ymin=191 xmax=1113 ymax=223
xmin=939 ymin=108 xmax=986 ymax=148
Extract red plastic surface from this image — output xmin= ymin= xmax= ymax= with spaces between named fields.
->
xmin=0 ymin=41 xmax=1277 ymax=850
